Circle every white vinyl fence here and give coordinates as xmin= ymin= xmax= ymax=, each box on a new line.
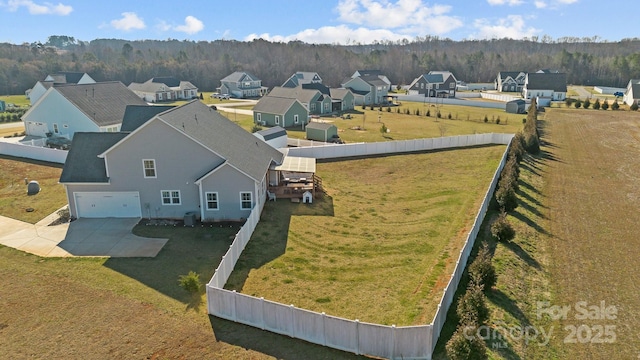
xmin=0 ymin=141 xmax=67 ymax=164
xmin=208 ymin=133 xmax=514 ymax=359
xmin=479 ymin=92 xmax=523 ymax=103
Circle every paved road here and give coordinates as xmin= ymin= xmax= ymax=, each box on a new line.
xmin=0 ymin=121 xmax=24 ymax=130
xmin=568 ymin=85 xmax=593 ymax=100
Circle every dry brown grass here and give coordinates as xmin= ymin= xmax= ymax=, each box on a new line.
xmin=541 ymin=108 xmax=640 ymax=358
xmin=0 ymin=156 xmax=66 ymax=223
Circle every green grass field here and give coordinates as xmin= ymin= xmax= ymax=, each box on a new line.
xmin=226 ymin=146 xmax=506 ymax=326
xmin=0 ymin=95 xmax=30 ymax=108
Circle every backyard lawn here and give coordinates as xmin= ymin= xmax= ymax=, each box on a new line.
xmin=226 ymin=145 xmax=506 ymax=326
xmin=0 ymin=156 xmax=66 ymax=223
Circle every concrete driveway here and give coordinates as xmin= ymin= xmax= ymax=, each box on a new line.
xmin=0 ymin=213 xmax=167 ymax=257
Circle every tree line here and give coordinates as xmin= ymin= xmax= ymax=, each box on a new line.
xmin=1 ymin=36 xmax=640 ymax=95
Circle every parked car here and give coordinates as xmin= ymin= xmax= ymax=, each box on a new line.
xmin=210 ymin=93 xmax=230 ymax=100
xmin=45 ymin=136 xmax=72 ymax=150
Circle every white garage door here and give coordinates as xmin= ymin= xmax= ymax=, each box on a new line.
xmin=74 ymin=192 xmax=142 ymax=218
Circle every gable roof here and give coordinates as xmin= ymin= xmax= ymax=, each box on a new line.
xmin=46 ymin=71 xmax=88 ymax=84
xmin=151 ymin=77 xmax=180 ymax=87
xmin=526 ymin=73 xmax=567 ymax=92
xmin=55 ymin=81 xmax=147 ymax=127
xmin=301 ymin=83 xmax=331 ymax=95
xmin=149 ymin=101 xmax=283 ymax=181
xmin=306 ymin=122 xmax=336 ymax=131
xmin=359 ymin=75 xmax=388 ymax=87
xmin=283 ymin=72 xmax=322 ymax=87
xmin=256 ymin=126 xmax=287 ymax=141
xmin=354 ymin=69 xmax=383 ymax=77
xmin=221 ymin=71 xmax=260 ymax=83
xmin=60 ymin=132 xmax=128 ymax=183
xmin=268 ymin=86 xmax=322 ymax=103
xmin=120 ymin=105 xmax=175 ymax=132
xmin=253 ymin=96 xmax=300 ymax=115
xmin=329 ymin=88 xmax=352 ymax=99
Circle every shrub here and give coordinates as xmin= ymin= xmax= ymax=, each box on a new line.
xmin=593 ymin=99 xmax=601 ymax=110
xmin=437 ymin=111 xmax=442 ymax=118
xmin=574 ymin=101 xmax=582 ymax=109
xmin=387 ymin=106 xmax=391 ymax=112
xmin=523 ymin=131 xmax=540 ymax=154
xmin=565 ymin=98 xmax=574 ymax=107
xmin=509 ymin=132 xmax=525 ymax=163
xmin=396 ymin=107 xmax=400 ymax=113
xmin=379 ymin=106 xmax=383 ymax=112
xmin=446 ymin=324 xmax=488 ymax=360
xmin=448 ymin=112 xmax=452 ymax=119
xmin=415 ymin=109 xmax=420 ymax=116
xmin=601 ymin=101 xmax=609 ymax=110
xmin=178 ymin=271 xmax=201 ymax=293
xmin=405 ymin=108 xmax=410 ymax=115
xmin=611 ymin=101 xmax=619 ymax=110
xmin=380 ymin=123 xmax=387 ymax=135
xmin=251 ymin=124 xmax=262 ymax=133
xmin=468 ymin=242 xmax=497 ymax=292
xmin=370 ymin=105 xmax=375 ymax=110
xmin=491 ymin=211 xmax=516 ymax=242
xmin=362 ymin=104 xmax=366 ymax=110
xmin=483 ymin=115 xmax=488 ymax=123
xmin=583 ymin=98 xmax=591 ymax=109
xmin=495 ymin=183 xmax=518 ymax=212
xmin=631 ymin=102 xmax=639 ymax=111
xmin=426 ymin=109 xmax=430 ymax=117
xmin=496 ymin=116 xmax=501 ymax=125
xmin=457 ymin=281 xmax=490 ymax=325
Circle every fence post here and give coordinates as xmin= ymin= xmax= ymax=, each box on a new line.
xmin=321 ymin=312 xmax=327 ymax=346
xmin=355 ymin=319 xmax=360 ymax=355
xmin=260 ymin=297 xmax=265 ymax=330
xmin=232 ymin=290 xmax=237 ymax=321
xmin=390 ymin=324 xmax=396 ymax=360
xmin=289 ymin=304 xmax=296 ymax=338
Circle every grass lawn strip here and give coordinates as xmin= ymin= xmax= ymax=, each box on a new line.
xmin=227 ymin=146 xmax=505 ymax=326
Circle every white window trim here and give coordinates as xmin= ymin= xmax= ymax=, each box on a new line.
xmin=257 ymin=113 xmax=261 ymax=122
xmin=161 ymin=190 xmax=181 ymax=205
xmin=206 ymin=192 xmax=219 ymax=211
xmin=294 ymin=114 xmax=299 ymax=124
xmin=275 ymin=115 xmax=280 ymax=125
xmin=143 ymin=159 xmax=157 ymax=178
xmin=240 ymin=192 xmax=252 ymax=210
xmin=53 ymin=123 xmax=59 ymax=134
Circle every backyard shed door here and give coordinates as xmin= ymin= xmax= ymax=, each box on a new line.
xmin=74 ymin=192 xmax=142 ymax=218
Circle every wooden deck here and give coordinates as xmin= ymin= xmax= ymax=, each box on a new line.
xmin=268 ymin=182 xmax=314 ymax=199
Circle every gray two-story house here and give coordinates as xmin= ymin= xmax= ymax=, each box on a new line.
xmin=218 ymin=71 xmax=268 ymax=99
xmin=60 ymin=100 xmax=284 ymax=221
xmin=408 ymin=71 xmax=457 ymax=98
xmin=268 ymin=86 xmax=331 ymax=115
xmin=342 ymin=71 xmax=390 ymax=105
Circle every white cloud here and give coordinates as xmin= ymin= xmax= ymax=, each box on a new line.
xmin=486 ymin=0 xmax=523 ymax=5
xmin=534 ymin=1 xmax=547 ymax=8
xmin=4 ymin=0 xmax=72 ymax=15
xmin=245 ymin=0 xmax=463 ymax=44
xmin=173 ymin=16 xmax=204 ymax=35
xmin=536 ymin=0 xmax=578 ymax=9
xmin=471 ymin=15 xmax=540 ymax=40
xmin=110 ymin=12 xmax=145 ymax=31
xmin=245 ymin=25 xmax=413 ymax=45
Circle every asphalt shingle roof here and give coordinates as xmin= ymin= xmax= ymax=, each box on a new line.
xmin=256 ymin=126 xmax=287 ymax=141
xmin=157 ymin=101 xmax=284 ymax=181
xmin=268 ymin=86 xmax=320 ymax=103
xmin=60 ymin=132 xmax=128 ymax=183
xmin=526 ymin=73 xmax=567 ymax=92
xmin=55 ymin=81 xmax=147 ymax=127
xmin=120 ymin=105 xmax=175 ymax=132
xmin=253 ymin=96 xmax=299 ymax=115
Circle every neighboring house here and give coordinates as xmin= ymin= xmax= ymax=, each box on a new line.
xmin=22 ymin=81 xmax=147 ymax=139
xmin=27 ymin=72 xmax=96 ymax=105
xmin=253 ymin=96 xmax=308 ymax=128
xmin=408 ymin=71 xmax=457 ymax=97
xmin=306 ymin=122 xmax=338 ymax=142
xmin=59 ymin=100 xmax=285 ymax=221
xmin=0 ymin=100 xmax=4 ymax=112
xmin=342 ymin=75 xmax=390 ymax=106
xmin=329 ymin=88 xmax=355 ymax=112
xmin=254 ymin=126 xmax=288 ymax=149
xmin=128 ymin=77 xmax=198 ymax=102
xmin=351 ymin=70 xmax=392 ymax=89
xmin=536 ymin=69 xmax=560 ymax=74
xmin=623 ymin=79 xmax=640 ymax=106
xmin=282 ymin=72 xmax=323 ymax=88
xmin=495 ymin=71 xmax=527 ymax=93
xmin=218 ymin=71 xmax=268 ymax=98
xmin=522 ymin=73 xmax=567 ymax=101
xmin=268 ymin=86 xmax=331 ymax=115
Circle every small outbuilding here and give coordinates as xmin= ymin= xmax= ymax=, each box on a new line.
xmin=505 ymin=99 xmax=526 ymax=114
xmin=254 ymin=126 xmax=288 ymax=149
xmin=0 ymin=100 xmax=5 ymax=112
xmin=306 ymin=122 xmax=338 ymax=142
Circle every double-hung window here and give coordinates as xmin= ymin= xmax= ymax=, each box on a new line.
xmin=161 ymin=190 xmax=181 ymax=205
xmin=240 ymin=192 xmax=252 ymax=210
xmin=206 ymin=192 xmax=219 ymax=210
xmin=143 ymin=159 xmax=156 ymax=178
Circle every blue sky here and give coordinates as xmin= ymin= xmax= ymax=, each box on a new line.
xmin=0 ymin=0 xmax=633 ymax=44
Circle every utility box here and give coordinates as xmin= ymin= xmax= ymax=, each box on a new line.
xmin=27 ymin=181 xmax=40 ymax=195
xmin=184 ymin=212 xmax=197 ymax=226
